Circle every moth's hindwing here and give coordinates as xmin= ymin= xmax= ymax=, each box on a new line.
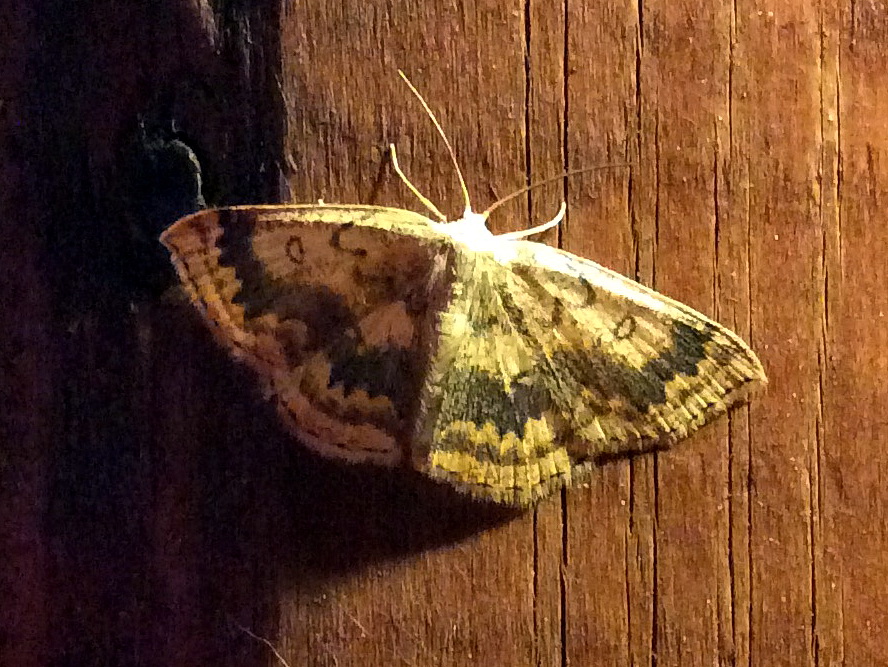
xmin=161 ymin=205 xmax=454 ymax=464
xmin=414 ymin=240 xmax=766 ymax=506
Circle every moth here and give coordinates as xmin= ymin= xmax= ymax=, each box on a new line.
xmin=161 ymin=74 xmax=766 ymax=506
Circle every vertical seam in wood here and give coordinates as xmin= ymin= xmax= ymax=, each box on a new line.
xmin=524 ymin=0 xmax=532 ymax=223
xmin=562 ymin=0 xmax=571 ymax=227
xmin=625 ymin=527 xmax=633 ymax=666
xmin=629 ymin=6 xmax=645 ymax=664
xmin=632 ymin=0 xmax=643 ymax=282
xmin=745 ymin=161 xmax=754 ymax=667
xmin=726 ymin=2 xmax=740 ymax=658
xmin=713 ymin=141 xmax=721 ymax=316
xmin=634 ymin=3 xmax=661 ymax=664
xmin=836 ymin=67 xmax=845 ymax=300
xmin=533 ymin=507 xmax=541 ymax=666
xmin=728 ymin=408 xmax=738 ymax=662
xmin=561 ymin=491 xmax=568 ymax=667
xmin=652 ymin=103 xmax=660 ymax=291
xmin=729 ymin=0 xmax=736 ymax=160
xmin=713 ymin=124 xmax=730 ymax=666
xmin=834 ymin=49 xmax=843 ymax=664
xmin=561 ymin=5 xmax=570 ymax=666
xmin=841 ymin=582 xmax=847 ymax=666
xmin=813 ymin=7 xmax=826 ymax=666
xmin=525 ymin=3 xmax=542 ymax=660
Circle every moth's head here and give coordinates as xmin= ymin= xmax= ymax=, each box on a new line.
xmin=430 ymin=208 xmax=496 ymax=249
xmin=393 ymin=71 xmax=563 ymax=251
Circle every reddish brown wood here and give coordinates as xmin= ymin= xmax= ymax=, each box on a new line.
xmin=2 ymin=1 xmax=888 ymax=666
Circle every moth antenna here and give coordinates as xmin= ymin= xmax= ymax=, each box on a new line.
xmin=389 ymin=143 xmax=447 ymax=221
xmin=482 ymin=163 xmax=631 ymax=218
xmin=497 ymin=202 xmax=566 ymax=240
xmin=397 ymin=69 xmax=474 ymax=216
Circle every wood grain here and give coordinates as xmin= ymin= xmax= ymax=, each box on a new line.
xmin=3 ymin=0 xmax=888 ymax=665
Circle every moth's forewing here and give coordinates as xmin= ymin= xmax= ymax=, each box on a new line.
xmin=161 ymin=205 xmax=454 ymax=464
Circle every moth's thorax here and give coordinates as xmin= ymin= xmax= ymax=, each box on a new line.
xmin=431 ymin=208 xmax=518 ymax=262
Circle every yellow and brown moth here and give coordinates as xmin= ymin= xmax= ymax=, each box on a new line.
xmin=161 ymin=78 xmax=766 ymax=507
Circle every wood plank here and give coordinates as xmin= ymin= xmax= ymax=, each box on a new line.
xmin=733 ymin=2 xmax=822 ymax=664
xmin=561 ymin=2 xmax=637 ymax=665
xmin=525 ymin=1 xmax=567 ymax=665
xmin=819 ymin=2 xmax=888 ymax=664
xmin=634 ymin=2 xmax=736 ymax=665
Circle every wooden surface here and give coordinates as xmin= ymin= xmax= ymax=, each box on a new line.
xmin=2 ymin=0 xmax=888 ymax=665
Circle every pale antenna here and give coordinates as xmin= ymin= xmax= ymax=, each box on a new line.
xmin=392 ymin=69 xmax=474 ymax=221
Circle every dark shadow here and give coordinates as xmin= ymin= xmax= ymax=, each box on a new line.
xmin=147 ymin=299 xmax=522 ymax=664
xmin=159 ymin=300 xmax=520 ymax=576
xmin=10 ymin=1 xmax=519 ymax=665
xmin=593 ymin=443 xmax=671 ymax=466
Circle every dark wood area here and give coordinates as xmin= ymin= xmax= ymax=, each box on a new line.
xmin=2 ymin=1 xmax=886 ymax=665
